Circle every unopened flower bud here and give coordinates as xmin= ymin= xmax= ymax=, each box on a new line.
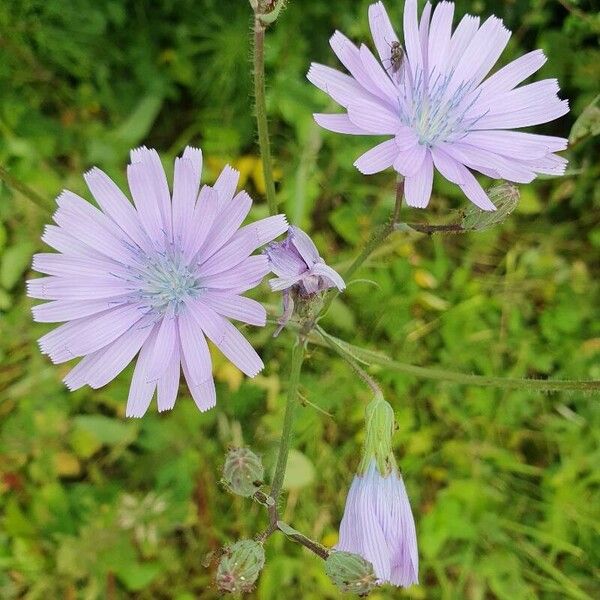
xmin=325 ymin=551 xmax=378 ymax=595
xmin=257 ymin=0 xmax=286 ymax=24
xmin=462 ymin=182 xmax=520 ymax=231
xmin=222 ymin=447 xmax=264 ymax=497
xmin=358 ymin=397 xmax=396 ymax=476
xmin=216 ymin=539 xmax=265 ymax=593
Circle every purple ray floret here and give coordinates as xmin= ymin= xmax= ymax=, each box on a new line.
xmin=308 ymin=0 xmax=569 ymax=211
xmin=337 ymin=460 xmax=419 ymax=588
xmin=265 ymin=226 xmax=345 ymax=295
xmin=265 ymin=226 xmax=344 ymax=335
xmin=28 ymin=146 xmax=288 ymax=417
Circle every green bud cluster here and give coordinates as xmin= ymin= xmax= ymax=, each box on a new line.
xmin=358 ymin=397 xmax=397 ymax=477
xmin=216 ymin=539 xmax=265 ymax=593
xmin=325 ymin=551 xmax=378 ymax=596
xmin=222 ymin=447 xmax=264 ymax=497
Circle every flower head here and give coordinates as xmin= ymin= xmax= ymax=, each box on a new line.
xmin=336 ymin=397 xmax=418 ymax=587
xmin=29 ymin=146 xmax=287 ymax=417
xmin=308 ymin=0 xmax=569 ymax=210
xmin=266 ymin=226 xmax=345 ymax=295
xmin=265 ymin=226 xmax=344 ymax=334
xmin=338 ymin=460 xmax=419 ymax=587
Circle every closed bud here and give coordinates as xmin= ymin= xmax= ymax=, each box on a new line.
xmin=222 ymin=447 xmax=264 ymax=497
xmin=216 ymin=540 xmax=265 ymax=593
xmin=325 ymin=551 xmax=378 ymax=596
xmin=358 ymin=397 xmax=396 ymax=476
xmin=462 ymin=182 xmax=520 ymax=231
xmin=257 ymin=0 xmax=286 ymax=24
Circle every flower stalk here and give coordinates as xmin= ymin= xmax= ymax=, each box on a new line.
xmin=270 ymin=336 xmax=306 ymax=501
xmin=252 ymin=17 xmax=278 ymax=216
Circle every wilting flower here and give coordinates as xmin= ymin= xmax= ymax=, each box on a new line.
xmin=266 ymin=226 xmax=344 ymax=295
xmin=265 ymin=226 xmax=344 ymax=334
xmin=336 ymin=398 xmax=418 ymax=587
xmin=308 ymin=0 xmax=569 ymax=210
xmin=29 ymin=146 xmax=287 ymax=416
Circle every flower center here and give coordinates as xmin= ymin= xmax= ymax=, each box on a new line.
xmin=398 ymin=69 xmax=485 ymax=147
xmin=135 ymin=250 xmax=201 ymax=313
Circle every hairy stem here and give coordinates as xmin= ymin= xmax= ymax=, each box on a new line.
xmin=270 ymin=338 xmax=306 ymax=501
xmin=253 ymin=19 xmax=278 ymax=216
xmin=276 ymin=521 xmax=330 ymax=560
xmin=397 ymin=222 xmax=466 ymax=235
xmin=0 ymin=165 xmax=53 ymax=212
xmin=314 ymin=328 xmax=600 ymax=394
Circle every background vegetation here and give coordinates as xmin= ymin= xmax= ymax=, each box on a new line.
xmin=0 ymin=0 xmax=599 ymax=598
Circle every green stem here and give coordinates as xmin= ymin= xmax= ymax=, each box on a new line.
xmin=277 ymin=521 xmax=330 ymax=560
xmin=317 ymin=325 xmax=382 ymax=400
xmin=321 ymin=177 xmax=404 ymax=316
xmin=253 ymin=19 xmax=278 ymax=216
xmin=345 ymin=176 xmax=404 ymax=282
xmin=270 ymin=338 xmax=306 ymax=501
xmin=314 ymin=328 xmax=600 ymax=394
xmin=0 ymin=165 xmax=53 ymax=212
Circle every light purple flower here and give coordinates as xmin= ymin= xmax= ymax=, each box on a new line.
xmin=337 ymin=460 xmax=419 ymax=588
xmin=266 ymin=226 xmax=345 ymax=295
xmin=308 ymin=0 xmax=569 ymax=210
xmin=28 ymin=146 xmax=288 ymax=417
xmin=265 ymin=226 xmax=344 ymax=334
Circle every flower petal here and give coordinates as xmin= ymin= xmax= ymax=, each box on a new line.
xmin=404 ymin=152 xmax=433 ymax=208
xmin=126 ymin=327 xmax=159 ymax=418
xmin=157 ymin=343 xmax=181 ymax=413
xmin=393 ymin=143 xmax=426 ymax=177
xmin=84 ymin=167 xmax=151 ymax=253
xmin=214 ymin=165 xmax=240 ymax=209
xmin=130 ymin=146 xmax=172 ymax=238
xmin=199 ymin=191 xmax=252 ymax=260
xmin=368 ymin=2 xmax=399 ymax=67
xmin=147 ymin=312 xmax=178 ymax=381
xmin=313 ymin=113 xmax=368 ymax=135
xmin=199 ymin=292 xmax=267 ymax=326
xmin=172 ymin=149 xmax=202 ymax=245
xmin=38 ymin=303 xmax=146 ymax=364
xmin=32 ymin=298 xmax=128 ymax=323
xmin=63 ymin=315 xmax=154 ymax=390
xmin=354 ymin=139 xmax=398 ymax=175
xmin=186 ymin=299 xmax=263 ymax=377
xmin=178 ymin=306 xmax=212 ymax=387
xmin=348 ymin=98 xmax=399 ymax=135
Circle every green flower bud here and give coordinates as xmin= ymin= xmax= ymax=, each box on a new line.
xmin=222 ymin=447 xmax=264 ymax=497
xmin=257 ymin=0 xmax=286 ymax=24
xmin=462 ymin=182 xmax=520 ymax=231
xmin=216 ymin=539 xmax=265 ymax=593
xmin=325 ymin=551 xmax=378 ymax=596
xmin=358 ymin=397 xmax=396 ymax=477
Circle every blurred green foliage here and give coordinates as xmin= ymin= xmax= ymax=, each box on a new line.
xmin=0 ymin=0 xmax=599 ymax=598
